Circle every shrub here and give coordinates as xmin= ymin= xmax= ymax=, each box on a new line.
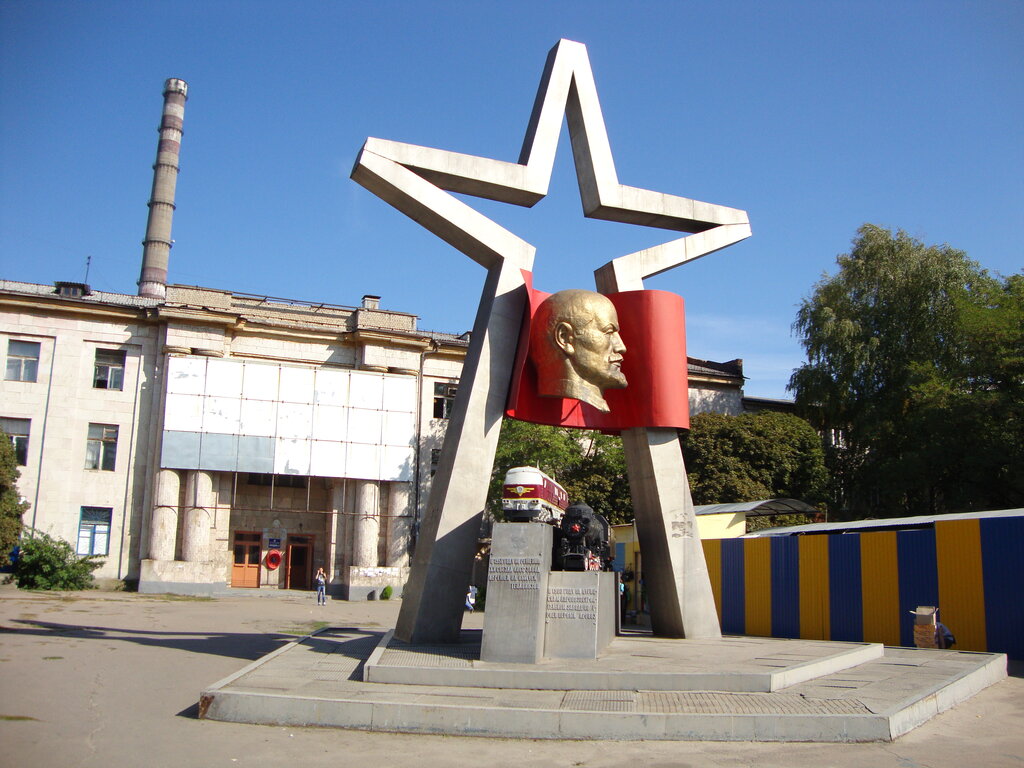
xmin=13 ymin=530 xmax=104 ymax=590
xmin=380 ymin=585 xmax=393 ymax=600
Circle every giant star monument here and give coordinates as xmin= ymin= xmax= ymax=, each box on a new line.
xmin=352 ymin=39 xmax=751 ymax=644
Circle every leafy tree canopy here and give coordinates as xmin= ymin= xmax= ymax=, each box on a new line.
xmin=681 ymin=411 xmax=829 ymax=512
xmin=490 ymin=411 xmax=829 ymax=528
xmin=0 ymin=432 xmax=28 ymax=566
xmin=789 ymin=224 xmax=1023 ymax=518
xmin=489 ymin=419 xmax=633 ymax=524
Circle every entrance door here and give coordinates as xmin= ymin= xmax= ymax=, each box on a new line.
xmin=231 ymin=532 xmax=261 ymax=588
xmin=286 ymin=536 xmax=312 ymax=590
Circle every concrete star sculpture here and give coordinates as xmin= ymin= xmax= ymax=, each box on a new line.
xmin=353 ymin=39 xmax=751 ymax=644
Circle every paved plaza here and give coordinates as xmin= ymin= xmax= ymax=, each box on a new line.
xmin=1 ymin=584 xmax=1021 ymax=767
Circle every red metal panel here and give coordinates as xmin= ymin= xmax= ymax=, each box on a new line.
xmin=506 ymin=274 xmax=689 ymax=431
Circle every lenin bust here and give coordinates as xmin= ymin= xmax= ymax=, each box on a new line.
xmin=529 ymin=289 xmax=627 ymax=413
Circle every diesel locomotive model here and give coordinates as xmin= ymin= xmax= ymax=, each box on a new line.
xmin=500 ymin=467 xmax=614 ymax=572
xmin=501 ymin=466 xmax=569 ymax=523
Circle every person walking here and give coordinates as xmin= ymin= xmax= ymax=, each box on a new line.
xmin=315 ymin=567 xmax=327 ymax=606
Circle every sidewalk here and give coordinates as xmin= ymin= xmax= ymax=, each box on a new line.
xmin=1 ymin=586 xmax=1021 ymax=767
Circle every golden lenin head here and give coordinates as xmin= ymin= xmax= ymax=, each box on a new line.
xmin=529 ymin=289 xmax=627 ymax=413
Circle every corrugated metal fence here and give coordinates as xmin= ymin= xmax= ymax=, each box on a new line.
xmin=702 ymin=516 xmax=1023 ymax=658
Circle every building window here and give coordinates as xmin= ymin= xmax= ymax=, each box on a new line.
xmin=77 ymin=507 xmax=112 ymax=556
xmin=246 ymin=473 xmax=307 ymax=489
xmin=85 ymin=423 xmax=118 ymax=471
xmin=0 ymin=417 xmax=30 ymax=466
xmin=5 ymin=340 xmax=40 ymax=382
xmin=93 ymin=349 xmax=126 ymax=390
xmin=430 ymin=448 xmax=441 ymax=477
xmin=433 ymin=382 xmax=457 ymax=419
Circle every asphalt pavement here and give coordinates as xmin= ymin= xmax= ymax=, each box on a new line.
xmin=1 ymin=583 xmax=1021 ymax=768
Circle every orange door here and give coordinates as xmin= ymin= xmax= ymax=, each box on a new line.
xmin=231 ymin=532 xmax=261 ymax=588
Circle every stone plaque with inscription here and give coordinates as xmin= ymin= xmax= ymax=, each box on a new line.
xmin=544 ymin=571 xmax=616 ymax=659
xmin=480 ymin=523 xmax=552 ymax=663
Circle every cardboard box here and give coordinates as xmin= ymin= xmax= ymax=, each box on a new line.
xmin=911 ymin=605 xmax=938 ymax=648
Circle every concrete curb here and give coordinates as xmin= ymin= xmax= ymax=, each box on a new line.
xmin=201 ymin=689 xmax=897 ymax=741
xmin=885 ymin=651 xmax=1008 ymax=739
xmin=199 ymin=628 xmax=329 ymax=718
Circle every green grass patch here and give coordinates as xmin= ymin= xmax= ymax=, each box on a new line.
xmin=42 ymin=656 xmax=63 ymax=660
xmin=278 ymin=620 xmax=330 ymax=636
xmin=0 ymin=715 xmax=40 ymax=721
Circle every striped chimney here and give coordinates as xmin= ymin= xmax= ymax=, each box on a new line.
xmin=138 ymin=78 xmax=188 ymax=299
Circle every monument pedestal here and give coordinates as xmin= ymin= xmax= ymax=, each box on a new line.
xmin=480 ymin=523 xmax=551 ymax=663
xmin=544 ymin=571 xmax=616 ymax=659
xmin=481 ymin=523 xmax=617 ymax=663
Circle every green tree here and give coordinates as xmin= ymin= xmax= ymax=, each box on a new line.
xmin=789 ymin=224 xmax=1023 ymax=518
xmin=0 ymin=432 xmax=28 ymax=566
xmin=903 ymin=273 xmax=1024 ymax=511
xmin=489 ymin=419 xmax=633 ymax=524
xmin=560 ymin=431 xmax=632 ymax=524
xmin=681 ymin=411 xmax=828 ymax=511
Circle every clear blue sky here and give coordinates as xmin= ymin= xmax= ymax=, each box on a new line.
xmin=1 ymin=1 xmax=1021 ymax=399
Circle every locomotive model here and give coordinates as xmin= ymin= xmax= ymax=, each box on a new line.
xmin=556 ymin=501 xmax=614 ymax=572
xmin=500 ymin=467 xmax=614 ymax=572
xmin=501 ymin=466 xmax=569 ymax=523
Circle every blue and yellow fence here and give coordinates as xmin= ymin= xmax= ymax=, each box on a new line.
xmin=702 ymin=515 xmax=1024 ymax=658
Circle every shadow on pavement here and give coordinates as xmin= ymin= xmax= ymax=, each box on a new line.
xmin=0 ymin=619 xmax=293 ymax=661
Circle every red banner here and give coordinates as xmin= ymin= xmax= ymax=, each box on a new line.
xmin=505 ymin=275 xmax=690 ymax=432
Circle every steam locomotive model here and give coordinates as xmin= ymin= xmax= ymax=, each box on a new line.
xmin=500 ymin=467 xmax=614 ymax=572
xmin=556 ymin=501 xmax=614 ymax=572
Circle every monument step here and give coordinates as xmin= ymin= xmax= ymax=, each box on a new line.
xmin=364 ymin=629 xmax=884 ymax=692
xmin=199 ymin=626 xmax=1007 ymax=742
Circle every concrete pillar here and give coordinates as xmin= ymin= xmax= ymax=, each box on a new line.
xmin=394 ymin=260 xmax=529 ymax=643
xmin=621 ymin=427 xmax=722 ymax=639
xmin=353 ymin=480 xmax=380 ymax=567
xmin=386 ymin=482 xmax=413 ymax=567
xmin=181 ymin=470 xmax=213 ymax=562
xmin=327 ymin=481 xmax=346 ymax=581
xmin=148 ymin=468 xmax=180 ymax=561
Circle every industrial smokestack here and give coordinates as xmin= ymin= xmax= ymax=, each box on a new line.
xmin=138 ymin=78 xmax=188 ymax=299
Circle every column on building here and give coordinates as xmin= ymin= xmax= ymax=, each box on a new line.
xmin=327 ymin=480 xmax=346 ymax=582
xmin=386 ymin=481 xmax=413 ymax=568
xmin=353 ymin=479 xmax=380 ymax=567
xmin=148 ymin=468 xmax=180 ymax=561
xmin=181 ymin=470 xmax=213 ymax=562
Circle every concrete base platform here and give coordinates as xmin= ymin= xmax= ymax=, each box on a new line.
xmin=199 ymin=626 xmax=1007 ymax=742
xmin=366 ymin=629 xmax=883 ymax=691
